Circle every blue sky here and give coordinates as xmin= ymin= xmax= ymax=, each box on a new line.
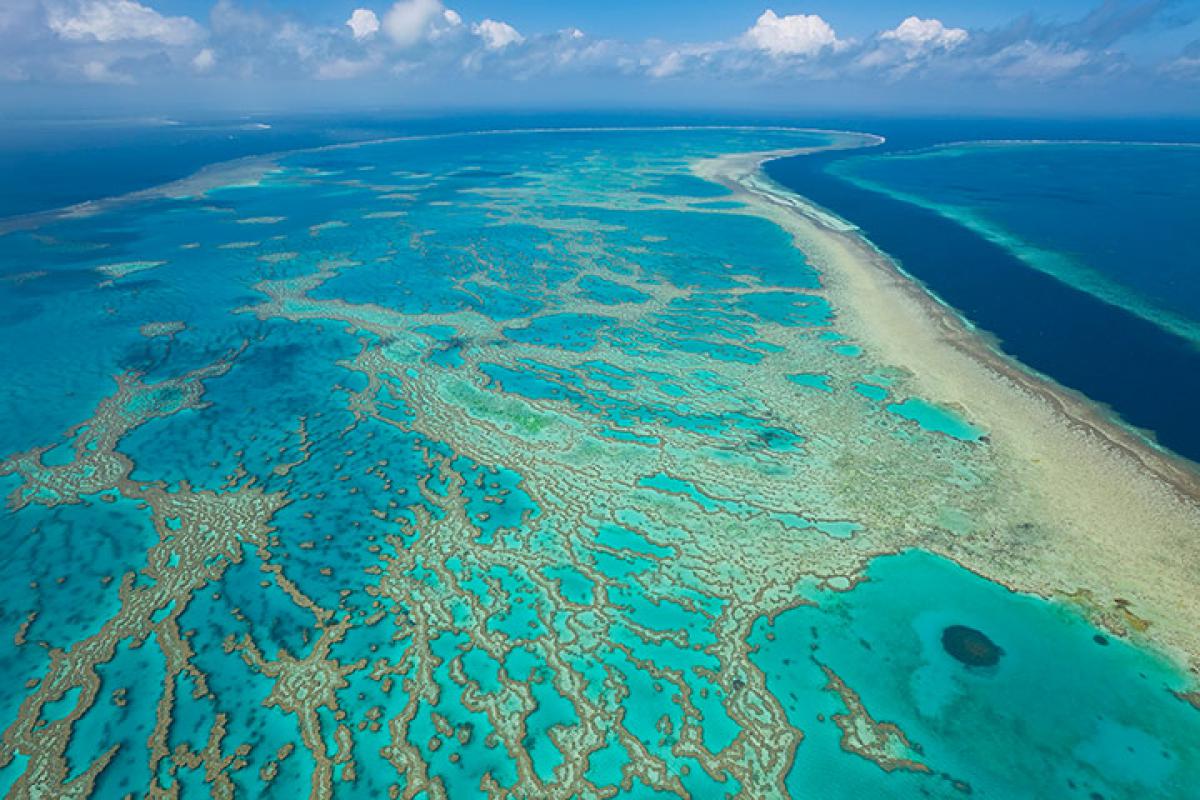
xmin=148 ymin=1 xmax=1108 ymax=36
xmin=141 ymin=0 xmax=1166 ymax=40
xmin=2 ymin=1 xmax=1198 ymax=114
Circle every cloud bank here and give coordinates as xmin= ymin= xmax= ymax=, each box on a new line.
xmin=0 ymin=0 xmax=1195 ymax=104
xmin=46 ymin=0 xmax=202 ymax=46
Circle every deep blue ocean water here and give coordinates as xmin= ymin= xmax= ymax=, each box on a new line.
xmin=831 ymin=142 xmax=1200 ymax=338
xmin=0 ymin=111 xmax=852 ymax=221
xmin=767 ymin=118 xmax=1200 ymax=462
xmin=0 ymin=113 xmax=678 ymax=219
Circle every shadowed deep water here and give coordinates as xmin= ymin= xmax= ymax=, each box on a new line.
xmin=768 ymin=134 xmax=1200 ymax=462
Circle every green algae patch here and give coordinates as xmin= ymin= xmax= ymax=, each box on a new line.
xmin=444 ymin=379 xmax=561 ymax=437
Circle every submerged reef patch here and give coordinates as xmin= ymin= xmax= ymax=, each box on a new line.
xmin=941 ymin=624 xmax=1004 ymax=667
xmin=0 ymin=127 xmax=1197 ymax=799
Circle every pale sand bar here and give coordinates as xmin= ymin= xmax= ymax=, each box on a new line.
xmin=697 ymin=146 xmax=1200 ymax=676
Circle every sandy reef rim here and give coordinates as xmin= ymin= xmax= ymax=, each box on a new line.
xmin=715 ymin=146 xmax=1200 ymax=494
xmin=695 ymin=145 xmax=1200 ymax=673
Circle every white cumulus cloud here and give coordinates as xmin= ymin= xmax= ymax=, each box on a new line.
xmin=382 ymin=0 xmax=446 ymax=47
xmin=472 ymin=19 xmax=523 ymax=50
xmin=880 ymin=17 xmax=968 ymax=55
xmin=742 ymin=9 xmax=840 ymax=58
xmin=48 ymin=0 xmax=202 ymax=46
xmin=346 ymin=9 xmax=380 ymax=40
xmin=192 ymin=47 xmax=216 ymax=72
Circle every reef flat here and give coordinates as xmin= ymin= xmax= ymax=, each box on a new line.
xmin=0 ymin=127 xmax=1197 ymax=799
xmin=703 ymin=146 xmax=1200 ymax=664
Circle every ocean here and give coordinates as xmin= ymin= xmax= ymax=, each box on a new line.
xmin=0 ymin=117 xmax=1197 ymax=798
xmin=766 ymin=118 xmax=1200 ymax=461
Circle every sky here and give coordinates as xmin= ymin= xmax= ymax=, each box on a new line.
xmin=1 ymin=0 xmax=1199 ymax=115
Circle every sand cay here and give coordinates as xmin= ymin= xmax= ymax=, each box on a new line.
xmin=697 ymin=144 xmax=1200 ymax=674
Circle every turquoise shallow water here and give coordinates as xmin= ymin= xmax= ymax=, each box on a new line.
xmin=0 ymin=127 xmax=1197 ymax=798
xmin=753 ymin=551 xmax=1200 ymax=799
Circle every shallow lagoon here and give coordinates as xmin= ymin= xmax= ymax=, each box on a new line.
xmin=754 ymin=550 xmax=1200 ymax=799
xmin=0 ymin=127 xmax=1196 ymax=798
